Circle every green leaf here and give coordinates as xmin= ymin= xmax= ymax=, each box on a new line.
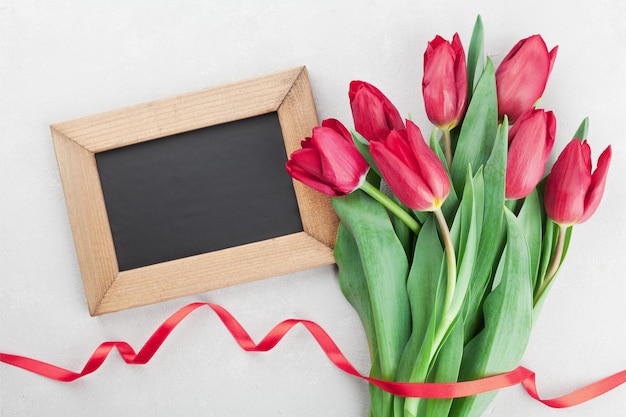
xmin=461 ymin=118 xmax=508 ymax=341
xmin=352 ymin=130 xmax=381 ymax=179
xmin=334 ymin=223 xmax=377 ymax=355
xmin=573 ymin=117 xmax=589 ymax=140
xmin=368 ymin=356 xmax=386 ymax=417
xmin=517 ymin=189 xmax=543 ymax=289
xmin=428 ymin=130 xmax=460 ymax=223
xmin=450 ymin=58 xmax=498 ymax=195
xmin=394 ymin=216 xmax=444 ymax=417
xmin=391 ymin=194 xmax=415 ymax=260
xmin=466 ymin=15 xmax=485 ymax=100
xmin=421 ymin=319 xmax=464 ymax=417
xmin=352 ymin=130 xmax=414 ymax=258
xmin=332 ymin=192 xmax=411 ymax=380
xmin=562 ymin=226 xmax=573 ymax=265
xmin=335 ymin=223 xmax=390 ymax=417
xmin=536 ymin=218 xmax=556 ymax=288
xmin=447 ymin=167 xmax=483 ymax=321
xmin=395 ymin=216 xmax=443 ymax=377
xmin=450 ymin=208 xmax=533 ymax=417
xmin=334 ymin=192 xmax=411 ymax=417
xmin=398 ymin=297 xmax=467 ymax=416
xmin=429 ymin=166 xmax=482 ymax=365
xmin=401 ymin=275 xmax=447 ymax=417
xmin=405 ymin=217 xmax=443 ymax=344
xmin=398 ymin=321 xmax=465 ymax=417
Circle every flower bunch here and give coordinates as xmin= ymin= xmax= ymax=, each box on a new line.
xmin=286 ymin=16 xmax=611 ymax=417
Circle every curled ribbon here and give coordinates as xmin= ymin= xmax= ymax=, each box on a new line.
xmin=1 ymin=302 xmax=624 ymax=407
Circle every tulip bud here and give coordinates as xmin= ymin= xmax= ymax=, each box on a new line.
xmin=505 ymin=109 xmax=556 ymax=199
xmin=348 ymin=81 xmax=405 ymax=142
xmin=495 ymin=35 xmax=558 ymax=123
xmin=286 ymin=118 xmax=369 ymax=197
xmin=422 ymin=33 xmax=468 ymax=131
xmin=544 ymin=139 xmax=611 ymax=226
xmin=369 ymin=120 xmax=450 ymax=211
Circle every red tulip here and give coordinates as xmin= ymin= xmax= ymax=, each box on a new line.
xmin=423 ymin=33 xmax=467 ymax=131
xmin=505 ymin=109 xmax=556 ymax=199
xmin=495 ymin=35 xmax=558 ymax=123
xmin=544 ymin=139 xmax=611 ymax=226
xmin=348 ymin=81 xmax=404 ymax=142
xmin=369 ymin=120 xmax=450 ymax=211
xmin=286 ymin=118 xmax=369 ymax=197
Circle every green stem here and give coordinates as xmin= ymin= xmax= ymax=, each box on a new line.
xmin=359 ymin=181 xmax=421 ymax=234
xmin=403 ymin=208 xmax=457 ymax=417
xmin=533 ymin=225 xmax=566 ymax=306
xmin=442 ymin=129 xmax=453 ymax=168
xmin=435 ymin=208 xmax=457 ymax=315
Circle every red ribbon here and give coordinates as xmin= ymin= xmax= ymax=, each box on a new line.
xmin=1 ymin=302 xmax=624 ymax=407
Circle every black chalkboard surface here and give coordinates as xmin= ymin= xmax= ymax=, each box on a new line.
xmin=96 ymin=112 xmax=303 ymax=271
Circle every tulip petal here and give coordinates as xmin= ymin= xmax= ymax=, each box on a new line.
xmin=543 ymin=112 xmax=557 ymax=162
xmin=495 ymin=35 xmax=554 ymax=123
xmin=424 ymin=52 xmax=457 ymax=125
xmin=349 ymin=81 xmax=404 ymax=142
xmin=371 ymin=141 xmax=437 ymax=211
xmin=300 ymin=136 xmax=314 ymax=149
xmin=547 ymin=46 xmax=559 ymax=77
xmin=544 ymin=139 xmax=592 ymax=225
xmin=406 ymin=121 xmax=450 ymax=202
xmin=383 ymin=129 xmax=416 ymax=168
xmin=423 ymin=33 xmax=467 ymax=130
xmin=286 ymin=120 xmax=369 ymax=197
xmin=286 ymin=148 xmax=338 ymax=196
xmin=316 ymin=128 xmax=368 ymax=191
xmin=370 ymin=121 xmax=450 ymax=211
xmin=313 ymin=127 xmax=368 ymax=193
xmin=505 ymin=109 xmax=555 ymax=199
xmin=322 ymin=118 xmax=352 ymax=142
xmin=579 ymin=145 xmax=612 ymax=223
xmin=580 ymin=139 xmax=592 ymax=173
xmin=452 ymin=33 xmax=468 ymax=116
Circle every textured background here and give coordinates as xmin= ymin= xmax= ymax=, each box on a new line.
xmin=1 ymin=0 xmax=625 ymax=416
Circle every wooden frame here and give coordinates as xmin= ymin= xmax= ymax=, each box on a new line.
xmin=51 ymin=67 xmax=338 ymax=316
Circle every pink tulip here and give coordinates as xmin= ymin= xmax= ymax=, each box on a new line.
xmin=369 ymin=120 xmax=450 ymax=211
xmin=544 ymin=139 xmax=612 ymax=226
xmin=495 ymin=35 xmax=558 ymax=123
xmin=286 ymin=118 xmax=369 ymax=197
xmin=348 ymin=81 xmax=405 ymax=142
xmin=422 ymin=33 xmax=467 ymax=130
xmin=506 ymin=109 xmax=556 ymax=199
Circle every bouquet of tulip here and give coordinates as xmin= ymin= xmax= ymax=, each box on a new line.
xmin=286 ymin=17 xmax=611 ymax=417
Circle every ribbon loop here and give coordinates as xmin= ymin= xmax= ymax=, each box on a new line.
xmin=1 ymin=302 xmax=624 ymax=407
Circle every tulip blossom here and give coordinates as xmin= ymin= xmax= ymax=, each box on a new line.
xmin=369 ymin=120 xmax=450 ymax=211
xmin=348 ymin=81 xmax=404 ymax=142
xmin=544 ymin=139 xmax=612 ymax=226
xmin=495 ymin=35 xmax=558 ymax=123
xmin=286 ymin=118 xmax=369 ymax=197
xmin=422 ymin=33 xmax=467 ymax=131
xmin=505 ymin=109 xmax=556 ymax=199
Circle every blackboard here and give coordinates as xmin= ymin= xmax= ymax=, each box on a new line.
xmin=51 ymin=67 xmax=338 ymax=315
xmin=96 ymin=113 xmax=303 ymax=271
